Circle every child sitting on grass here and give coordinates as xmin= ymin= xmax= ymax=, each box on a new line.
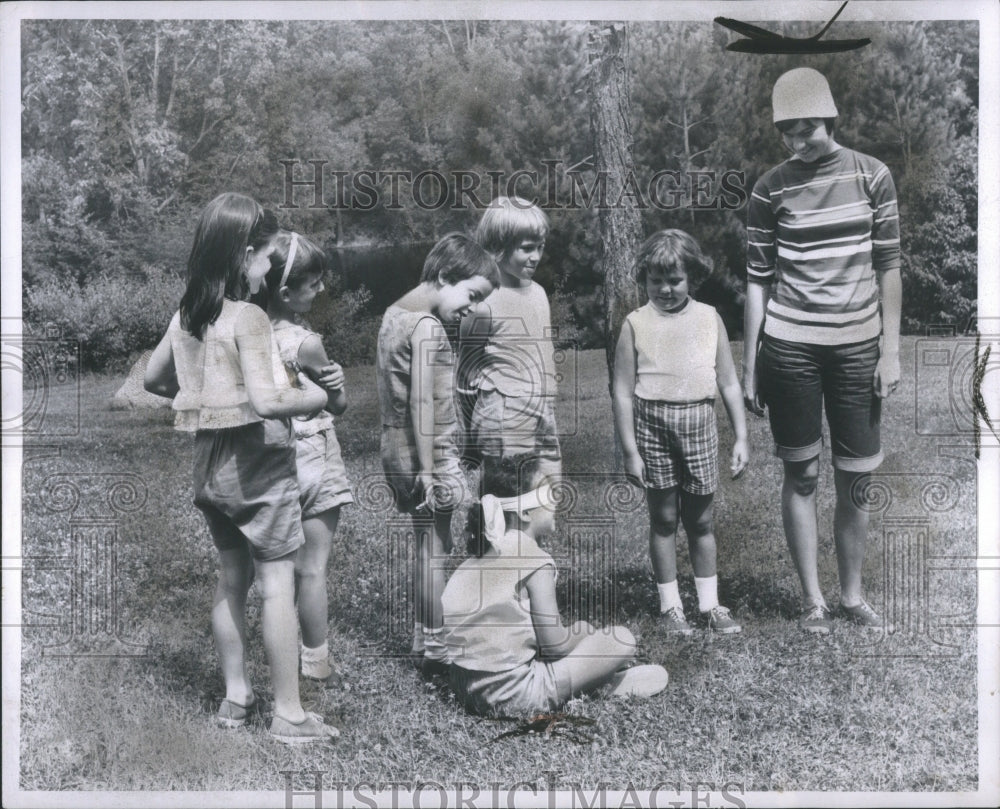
xmin=442 ymin=455 xmax=668 ymax=716
xmin=612 ymin=229 xmax=749 ymax=636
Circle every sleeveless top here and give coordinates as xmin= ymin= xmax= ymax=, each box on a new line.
xmin=271 ymin=319 xmax=335 ymax=438
xmin=169 ymin=299 xmax=287 ymax=432
xmin=626 ymin=299 xmax=718 ymax=402
xmin=376 ymin=304 xmax=458 ymax=439
xmin=442 ymin=530 xmax=555 ymax=672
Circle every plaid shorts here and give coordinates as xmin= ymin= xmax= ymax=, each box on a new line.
xmin=633 ymin=397 xmax=718 ymax=494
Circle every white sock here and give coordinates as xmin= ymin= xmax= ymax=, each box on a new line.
xmin=411 ymin=623 xmax=425 ymax=654
xmin=657 ymin=580 xmax=683 ymax=613
xmin=300 ymin=641 xmax=332 ymax=678
xmin=695 ymin=575 xmax=719 ymax=612
xmin=422 ymin=627 xmax=448 ymax=662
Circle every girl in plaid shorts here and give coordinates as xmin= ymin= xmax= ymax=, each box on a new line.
xmin=613 ymin=230 xmax=749 ymax=635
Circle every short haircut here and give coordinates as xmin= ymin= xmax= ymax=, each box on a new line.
xmin=635 ymin=229 xmax=714 ymax=292
xmin=475 ymin=196 xmax=549 ymax=259
xmin=420 ymin=232 xmax=500 ymax=287
xmin=775 ymin=117 xmax=836 ymax=136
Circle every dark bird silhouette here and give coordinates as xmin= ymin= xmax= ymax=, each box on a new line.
xmin=715 ymin=1 xmax=871 ymax=54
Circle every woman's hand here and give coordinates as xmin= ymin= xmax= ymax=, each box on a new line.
xmin=742 ymin=368 xmax=765 ymax=416
xmin=731 ymin=438 xmax=750 ymax=479
xmin=874 ymin=351 xmax=901 ymax=398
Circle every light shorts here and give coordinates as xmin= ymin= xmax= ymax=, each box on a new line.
xmin=380 ymin=425 xmax=467 ymax=514
xmin=633 ymin=397 xmax=719 ymax=494
xmin=469 ymin=389 xmax=561 ymax=479
xmin=758 ymin=334 xmax=883 ymax=472
xmin=295 ymin=428 xmax=354 ymax=519
xmin=192 ymin=419 xmax=305 ymax=561
xmin=449 ymin=658 xmax=573 ymax=717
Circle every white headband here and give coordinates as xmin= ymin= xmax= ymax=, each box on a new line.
xmin=481 ymin=484 xmax=557 ymax=549
xmin=279 ymin=232 xmax=299 ymax=288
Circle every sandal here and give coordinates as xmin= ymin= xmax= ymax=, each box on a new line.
xmin=269 ymin=712 xmax=340 ymax=744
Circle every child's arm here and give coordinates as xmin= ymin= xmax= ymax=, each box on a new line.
xmin=297 ymin=334 xmax=347 ymax=416
xmin=144 ymin=331 xmax=179 ymax=399
xmin=523 ymin=565 xmax=579 ymax=659
xmin=611 ymin=320 xmax=645 ymax=486
xmin=716 ymin=313 xmax=750 ymax=479
xmin=409 ymin=316 xmax=439 ymax=501
xmin=234 ymin=305 xmax=327 ymax=418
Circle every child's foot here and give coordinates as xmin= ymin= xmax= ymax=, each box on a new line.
xmin=269 ymin=712 xmax=340 ymax=744
xmin=216 ymin=697 xmax=259 ymax=729
xmin=839 ymin=598 xmax=885 ymax=629
xmin=660 ymin=606 xmax=694 ymax=636
xmin=419 ymin=656 xmax=451 ymax=680
xmin=702 ymin=605 xmax=742 ymax=634
xmin=609 ymin=664 xmax=669 ymax=698
xmin=798 ymin=602 xmax=833 ymax=635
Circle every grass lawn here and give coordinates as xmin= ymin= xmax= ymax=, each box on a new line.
xmin=15 ymin=338 xmax=980 ymax=796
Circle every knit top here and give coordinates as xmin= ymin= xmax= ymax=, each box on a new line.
xmin=747 ymin=147 xmax=900 ymax=346
xmin=442 ymin=530 xmax=556 ymax=672
xmin=169 ymin=300 xmax=287 ymax=432
xmin=626 ymin=299 xmax=718 ymax=402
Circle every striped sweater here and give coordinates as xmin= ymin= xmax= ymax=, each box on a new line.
xmin=747 ymin=147 xmax=900 ymax=346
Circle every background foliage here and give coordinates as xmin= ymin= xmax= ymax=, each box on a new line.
xmin=21 ymin=19 xmax=979 ymax=369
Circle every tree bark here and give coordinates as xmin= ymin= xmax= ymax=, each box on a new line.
xmin=587 ymin=22 xmax=642 ymax=396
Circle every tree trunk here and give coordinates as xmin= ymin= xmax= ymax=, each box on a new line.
xmin=587 ymin=22 xmax=642 ymax=396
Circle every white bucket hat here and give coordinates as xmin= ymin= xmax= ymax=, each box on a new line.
xmin=772 ymin=67 xmax=839 ymax=123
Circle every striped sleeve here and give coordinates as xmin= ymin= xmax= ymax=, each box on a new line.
xmin=869 ymin=161 xmax=901 ymax=273
xmin=746 ymin=175 xmax=777 ymax=284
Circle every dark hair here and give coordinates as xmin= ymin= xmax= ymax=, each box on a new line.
xmin=420 ymin=232 xmax=500 ymax=287
xmin=179 ymin=193 xmax=279 ymax=339
xmin=475 ymin=196 xmax=550 ymax=260
xmin=261 ymin=231 xmax=328 ymax=299
xmin=635 ymin=229 xmax=714 ymax=292
xmin=775 ymin=117 xmax=836 ymax=136
xmin=465 ymin=454 xmax=541 ymax=557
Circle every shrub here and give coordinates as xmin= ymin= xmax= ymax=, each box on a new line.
xmin=24 ymin=269 xmax=184 ymax=372
xmin=306 ymin=277 xmax=381 ymax=367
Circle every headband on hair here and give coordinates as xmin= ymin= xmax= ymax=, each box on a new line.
xmin=480 ymin=484 xmax=557 ymax=551
xmin=279 ymin=232 xmax=299 ymax=288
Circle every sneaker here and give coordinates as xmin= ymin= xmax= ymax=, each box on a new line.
xmin=840 ymin=599 xmax=884 ymax=629
xmin=269 ymin=712 xmax=340 ymax=744
xmin=660 ymin=606 xmax=694 ymax=636
xmin=216 ymin=697 xmax=258 ymax=729
xmin=703 ymin=605 xmax=742 ymax=634
xmin=420 ymin=656 xmax=450 ymax=679
xmin=798 ymin=602 xmax=833 ymax=635
xmin=610 ymin=664 xmax=669 ymax=698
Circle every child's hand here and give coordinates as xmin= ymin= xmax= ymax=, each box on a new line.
xmin=624 ymin=454 xmax=646 ymax=488
xmin=316 ymin=362 xmax=345 ymax=392
xmin=731 ymin=438 xmax=750 ymax=479
xmin=412 ymin=471 xmax=435 ymax=513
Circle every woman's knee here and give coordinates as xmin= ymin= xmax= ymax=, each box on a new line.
xmin=784 ymin=459 xmax=820 ymax=496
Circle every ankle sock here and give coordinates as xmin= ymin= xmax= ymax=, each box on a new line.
xmin=300 ymin=641 xmax=333 ymax=679
xmin=657 ymin=580 xmax=683 ymax=613
xmin=694 ymin=575 xmax=719 ymax=613
xmin=411 ymin=622 xmax=425 ymax=654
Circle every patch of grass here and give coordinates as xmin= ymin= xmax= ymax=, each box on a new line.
xmin=17 ymin=339 xmax=979 ymax=793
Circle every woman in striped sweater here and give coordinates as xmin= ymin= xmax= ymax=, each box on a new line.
xmin=742 ymin=68 xmax=903 ymax=634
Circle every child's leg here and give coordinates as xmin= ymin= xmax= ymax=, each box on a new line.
xmin=212 ymin=542 xmax=255 ymax=708
xmin=412 ymin=510 xmax=452 ymax=658
xmin=679 ymin=492 xmax=718 ymax=580
xmin=296 ymin=507 xmax=339 ymax=650
xmin=550 ymin=624 xmax=637 ymax=699
xmin=254 ymin=551 xmax=307 ymax=723
xmin=647 ymin=486 xmax=680 ymax=586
